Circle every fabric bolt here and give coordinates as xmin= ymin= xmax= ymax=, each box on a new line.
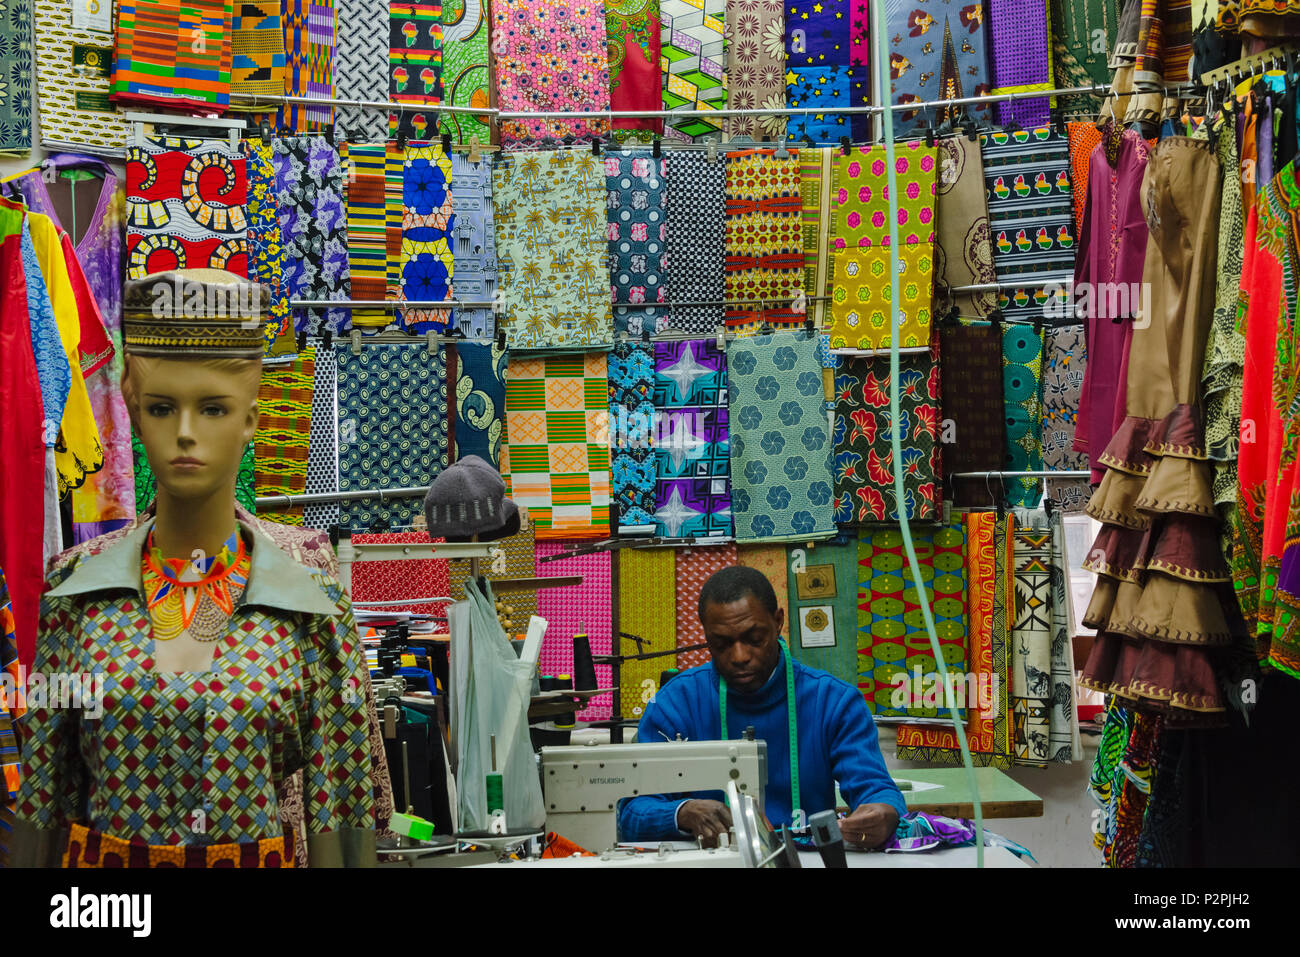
xmin=132 ymin=434 xmax=257 ymax=516
xmin=726 ymin=0 xmax=785 ymax=139
xmin=344 ymin=142 xmax=389 ymax=328
xmin=335 ymin=343 xmax=450 ymax=530
xmin=857 ymin=523 xmax=969 ymax=720
xmin=828 ymin=141 xmax=939 ymax=351
xmin=333 ymin=0 xmax=389 ymax=141
xmin=448 ymin=155 xmax=497 ymax=338
xmin=33 ymin=0 xmax=126 ymax=151
xmin=606 ymin=150 xmax=670 ymax=336
xmin=783 ymin=0 xmax=870 ymax=142
xmin=784 ymin=65 xmax=870 ymax=147
xmin=280 ymin=0 xmax=334 ymax=130
xmin=230 ymin=0 xmax=285 ymax=102
xmin=400 ymin=143 xmax=455 ymax=332
xmin=884 ymin=0 xmax=993 ymax=132
xmin=652 ymin=339 xmax=733 ymax=539
xmin=439 ymin=0 xmax=490 ymax=142
xmin=675 ymin=544 xmax=738 ymax=669
xmin=724 ymin=149 xmax=804 ymax=328
xmin=125 ymin=137 xmax=248 ymax=280
xmin=665 ymin=151 xmax=726 ymax=333
xmin=273 ymin=136 xmax=350 ymax=336
xmin=351 ymin=531 xmax=450 ymax=617
xmin=1010 ymin=522 xmax=1053 ymax=765
xmin=608 ymin=340 xmax=658 ymax=532
xmin=985 ymin=0 xmax=1053 ymax=128
xmin=303 ymin=346 xmax=341 ymax=530
xmin=934 ymin=136 xmax=997 ymax=320
xmin=660 ymin=0 xmax=726 ymax=141
xmin=501 ymin=353 xmax=610 ymax=540
xmin=1041 ymin=324 xmax=1091 ymax=512
xmin=833 ymin=349 xmax=941 ymax=524
xmin=1048 ymin=511 xmax=1083 ymax=761
xmin=493 ymin=149 xmax=612 ymax=350
xmin=799 ymin=148 xmax=834 ymax=327
xmin=535 ymin=543 xmax=613 ymax=720
xmin=494 ymin=0 xmax=610 ymax=143
xmin=0 ymin=0 xmax=33 ymax=152
xmin=607 ymin=0 xmax=662 ymax=135
xmin=726 ymin=332 xmax=835 ymax=544
xmin=1002 ymin=324 xmax=1045 ymax=508
xmin=617 ymin=548 xmax=676 ymax=715
xmin=255 ymin=349 xmax=315 ymax=526
xmin=785 ymin=541 xmax=858 ymax=685
xmin=243 ymin=141 xmax=292 ymax=356
xmin=111 ymin=0 xmax=234 ymax=110
xmin=453 ymin=340 xmax=506 ymax=468
xmin=389 ymin=0 xmax=443 ymax=141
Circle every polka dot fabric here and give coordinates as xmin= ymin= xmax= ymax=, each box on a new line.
xmin=535 ymin=541 xmax=613 ymax=721
xmin=675 ymin=543 xmax=738 ymax=669
xmin=303 ymin=347 xmax=340 ymax=530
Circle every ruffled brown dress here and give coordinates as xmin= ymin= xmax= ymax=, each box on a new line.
xmin=1079 ymin=136 xmax=1233 ymax=724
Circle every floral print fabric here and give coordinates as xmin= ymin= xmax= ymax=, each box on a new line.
xmin=243 ymin=141 xmax=292 ymax=356
xmin=0 ymin=0 xmax=33 ymax=151
xmin=606 ymin=149 xmax=670 ymax=336
xmin=439 ymin=0 xmax=491 ymax=142
xmin=273 ymin=137 xmax=350 ymax=335
xmin=726 ymin=0 xmax=785 ymax=139
xmin=400 ymin=143 xmax=455 ymax=332
xmin=608 ymin=340 xmax=657 ymax=532
xmin=607 ymin=0 xmax=661 ymax=135
xmin=724 ymin=149 xmax=804 ymax=328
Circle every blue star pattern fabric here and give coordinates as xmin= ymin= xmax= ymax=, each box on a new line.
xmin=609 ymin=340 xmax=658 ymax=532
xmin=785 ymin=65 xmax=867 ymax=145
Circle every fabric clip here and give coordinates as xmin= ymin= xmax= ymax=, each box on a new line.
xmin=707 ymin=141 xmax=717 ymax=163
xmin=442 ymin=133 xmax=452 ymax=154
xmin=653 ymin=139 xmax=662 ymax=158
xmin=396 ymin=130 xmax=408 ymax=151
xmin=925 ymin=126 xmax=935 ymax=148
xmin=260 ymin=120 xmax=272 ymax=146
xmin=716 ymin=325 xmax=727 ymax=351
xmin=497 ymin=328 xmax=507 ymax=350
xmin=641 ymin=325 xmax=652 ymax=343
xmin=296 ymin=330 xmax=308 ymax=353
xmin=427 ymin=329 xmax=438 ymax=355
xmin=840 ymin=136 xmax=851 ymax=156
xmin=322 ymin=330 xmax=333 ymax=350
xmin=324 ymin=125 xmax=335 ymax=147
xmin=592 ymin=137 xmax=601 ymax=155
xmin=351 ymin=328 xmax=363 ymax=355
xmin=468 ymin=136 xmax=482 ymax=164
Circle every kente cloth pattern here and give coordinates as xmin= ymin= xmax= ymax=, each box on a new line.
xmin=453 ymin=340 xmax=506 ymax=468
xmin=388 ymin=0 xmax=443 ymax=141
xmin=111 ymin=0 xmax=234 ymax=110
xmin=895 ymin=512 xmax=1014 ymax=768
xmin=243 ymin=141 xmax=292 ymax=356
xmin=0 ymin=0 xmax=33 ymax=151
xmin=727 ymin=332 xmax=835 ymax=543
xmin=784 ymin=65 xmax=870 ymax=146
xmin=1050 ymin=0 xmax=1115 ymax=115
xmin=783 ymin=0 xmax=870 ymax=143
xmin=606 ymin=150 xmax=670 ymax=337
xmin=335 ymin=343 xmax=450 ymax=530
xmin=33 ymin=0 xmax=126 ymax=151
xmin=986 ymin=0 xmax=1054 ymax=128
xmin=856 ymin=524 xmax=969 ymax=720
xmin=607 ymin=0 xmax=662 ymax=135
xmin=616 ymin=548 xmax=676 ymax=716
xmin=652 ymin=339 xmax=733 ymax=539
xmin=940 ymin=321 xmax=1008 ymax=508
xmin=665 ymin=151 xmax=727 ymax=333
xmin=723 ymin=149 xmax=803 ymax=328
xmin=344 ymin=142 xmax=390 ymax=328
xmin=334 ymin=0 xmax=389 ymax=141
xmin=828 ymin=141 xmax=939 ymax=351
xmin=535 ymin=542 xmax=614 ymax=721
xmin=675 ymin=544 xmax=738 ymax=669
xmin=785 ymin=541 xmax=858 ymax=685
xmin=399 ymin=144 xmax=455 ymax=332
xmin=799 ymin=148 xmax=834 ymax=328
xmin=351 ymin=531 xmax=450 ymax=616
xmin=1010 ymin=523 xmax=1053 ymax=765
xmin=726 ymin=0 xmax=785 ymax=139
xmin=1047 ymin=512 xmax=1082 ymax=762
xmin=934 ymin=136 xmax=998 ymax=320
xmin=494 ymin=150 xmax=613 ymax=349
xmin=63 ymin=823 xmax=294 ymax=868
xmin=884 ymin=0 xmax=993 ymax=133
xmin=125 ymin=137 xmax=248 ymax=281
xmin=833 ymin=349 xmax=941 ymax=524
xmin=280 ymin=0 xmax=334 ymax=130
xmin=230 ymin=0 xmax=285 ymax=102
xmin=439 ymin=0 xmax=490 ymax=142
xmin=303 ymin=346 xmax=341 ymax=529
xmin=446 ymin=523 xmax=537 ymax=625
xmin=449 ymin=155 xmax=497 ymax=338
xmin=608 ymin=340 xmax=658 ymax=531
xmin=272 ymin=136 xmax=350 ymax=336
xmin=494 ymin=0 xmax=610 ymax=143
xmin=1002 ymin=324 xmax=1045 ymax=508
xmin=1041 ymin=324 xmax=1091 ymax=512
xmin=660 ymin=0 xmax=726 ymax=142
xmin=980 ymin=127 xmax=1077 ymax=324
xmin=501 ymin=353 xmax=611 ymax=540
xmin=1134 ymin=0 xmax=1192 ymax=86
xmin=255 ymin=349 xmax=315 ymax=526
xmin=385 ymin=141 xmax=407 ymax=326
xmin=133 ymin=434 xmax=257 ymax=514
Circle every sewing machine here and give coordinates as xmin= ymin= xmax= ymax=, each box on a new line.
xmin=539 ymin=738 xmax=768 ymax=854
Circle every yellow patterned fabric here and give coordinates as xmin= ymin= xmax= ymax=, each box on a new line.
xmin=254 ymin=348 xmax=315 ymax=525
xmin=737 ymin=545 xmax=789 ymax=604
xmin=63 ymin=822 xmax=295 ymax=867
xmin=616 ymin=548 xmax=676 ymax=719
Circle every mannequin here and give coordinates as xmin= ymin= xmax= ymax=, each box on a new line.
xmin=11 ymin=270 xmax=377 ymax=867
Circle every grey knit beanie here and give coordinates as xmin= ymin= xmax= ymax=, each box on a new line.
xmin=423 ymin=455 xmax=520 ymax=542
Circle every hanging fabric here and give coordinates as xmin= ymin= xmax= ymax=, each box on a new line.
xmin=254 ymin=348 xmax=315 ymax=526
xmin=665 ymin=151 xmax=726 ymax=333
xmin=0 ymin=0 xmax=33 ymax=153
xmin=783 ymin=0 xmax=870 ymax=143
xmin=281 ymin=0 xmax=334 ymax=130
xmin=388 ymin=0 xmax=442 ymax=140
xmin=448 ymin=154 xmax=497 ymax=338
xmin=243 ymin=141 xmax=293 ymax=357
xmin=784 ymin=541 xmax=858 ymax=685
xmin=661 ymin=0 xmax=726 ymax=141
xmin=884 ymin=0 xmax=994 ymax=132
xmin=606 ymin=149 xmax=670 ymax=337
xmin=452 ymin=340 xmax=506 ymax=468
xmin=617 ymin=547 xmax=677 ymax=709
xmin=724 ymin=148 xmax=804 ymax=329
xmin=111 ymin=0 xmax=235 ymax=110
xmin=725 ymin=0 xmax=785 ymax=140
xmin=607 ymin=0 xmax=662 ymax=136
xmin=33 ymin=0 xmax=126 ymax=151
xmin=675 ymin=543 xmax=738 ymax=668
xmin=985 ymin=0 xmax=1055 ymax=128
xmin=608 ymin=339 xmax=658 ymax=532
xmin=439 ymin=0 xmax=491 ymax=142
xmin=302 ymin=346 xmax=340 ymax=530
xmin=334 ymin=0 xmax=390 ymax=141
xmin=399 ymin=142 xmax=455 ymax=333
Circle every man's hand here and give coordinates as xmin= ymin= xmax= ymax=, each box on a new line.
xmin=677 ymin=799 xmax=733 ymax=847
xmin=838 ymin=803 xmax=899 ymax=850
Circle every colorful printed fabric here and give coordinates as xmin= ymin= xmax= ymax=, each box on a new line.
xmin=111 ymin=0 xmax=234 ymax=110
xmin=389 ymin=0 xmax=442 ymax=140
xmin=884 ymin=0 xmax=992 ymax=132
xmin=986 ymin=0 xmax=1053 ymax=128
xmin=665 ymin=151 xmax=727 ymax=333
xmin=281 ymin=0 xmax=334 ymax=130
xmin=453 ymin=340 xmax=505 ymax=467
xmin=446 ymin=522 xmax=537 ymax=621
xmin=652 ymin=339 xmax=733 ymax=539
xmin=829 ymin=141 xmax=939 ymax=350
xmin=255 ymin=349 xmax=315 ymax=526
xmin=33 ymin=0 xmax=126 ymax=151
xmin=399 ymin=143 xmax=455 ymax=332
xmin=302 ymin=346 xmax=340 ymax=530
xmin=449 ymin=154 xmax=497 ymax=338
xmin=20 ymin=219 xmax=69 ymax=445
xmin=1047 ymin=511 xmax=1082 ymax=762
xmin=895 ymin=511 xmax=1014 ymax=768
xmin=617 ymin=547 xmax=676 ymax=714
xmin=1134 ymin=0 xmax=1191 ymax=85
xmin=1041 ymin=323 xmax=1090 ymax=512
xmin=1 ymin=565 xmax=23 ymax=803
xmin=535 ymin=541 xmax=613 ymax=720
xmin=335 ymin=343 xmax=449 ymax=530
xmin=660 ymin=0 xmax=725 ymax=141
xmin=726 ymin=0 xmax=785 ymax=139
xmin=606 ymin=150 xmax=670 ymax=336
xmin=934 ymin=137 xmax=998 ymax=319
xmin=857 ymin=523 xmax=969 ymax=719
xmin=800 ymin=148 xmax=834 ymax=327
xmin=61 ymin=822 xmax=295 ymax=868
xmin=833 ymin=349 xmax=941 ymax=524
xmin=1010 ymin=522 xmax=1052 ymax=766
xmin=784 ymin=66 xmax=870 ymax=147
xmin=495 ymin=0 xmax=610 ymax=143
xmin=980 ymin=126 xmax=1076 ymax=324
xmin=724 ymin=149 xmax=803 ymax=328
xmin=230 ymin=0 xmax=285 ymax=102
xmin=243 ymin=141 xmax=292 ymax=356
xmin=494 ymin=150 xmax=612 ymax=350
xmin=439 ymin=0 xmax=490 ymax=142
xmin=501 ymin=353 xmax=611 ymax=540
xmin=738 ymin=543 xmax=788 ymax=599
xmin=607 ymin=0 xmax=661 ymax=135
xmin=783 ymin=0 xmax=870 ymax=142
xmin=940 ymin=321 xmax=1008 ymax=507
xmin=608 ymin=340 xmax=658 ymax=532
xmin=0 ymin=0 xmax=33 ymax=151
xmin=351 ymin=530 xmax=450 ymax=616
xmin=344 ymin=142 xmax=390 ymax=328
xmin=273 ymin=136 xmax=350 ymax=336
xmin=675 ymin=543 xmax=738 ymax=668
xmin=726 ymin=332 xmax=835 ymax=543
xmin=335 ymin=0 xmax=389 ymax=141
xmin=125 ymin=137 xmax=248 ymax=280
xmin=786 ymin=541 xmax=858 ymax=685
xmin=1002 ymin=324 xmax=1044 ymax=508
xmin=1050 ymin=0 xmax=1115 ymax=114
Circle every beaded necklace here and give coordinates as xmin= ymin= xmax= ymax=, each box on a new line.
xmin=142 ymin=529 xmax=249 ymax=642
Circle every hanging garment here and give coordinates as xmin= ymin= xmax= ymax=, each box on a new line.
xmin=229 ymin=0 xmax=285 ymax=103
xmin=111 ymin=0 xmax=234 ymax=110
xmin=660 ymin=0 xmax=726 ymax=141
xmin=1066 ymin=121 xmax=1102 ymax=234
xmin=606 ymin=149 xmax=670 ymax=337
xmin=493 ymin=150 xmax=612 ymax=350
xmin=254 ymin=348 xmax=315 ymax=526
xmin=501 ymin=353 xmax=611 ymax=540
xmin=617 ymin=547 xmax=676 ymax=711
xmin=665 ymin=151 xmax=726 ymax=333
xmin=939 ymin=320 xmax=1008 ymax=508
xmin=985 ymin=0 xmax=1053 ymax=128
xmin=388 ymin=0 xmax=442 ymax=140
xmin=1009 ymin=521 xmax=1053 ymax=766
xmin=439 ymin=0 xmax=490 ymax=142
xmin=1 ymin=566 xmax=22 ymax=830
xmin=607 ymin=0 xmax=662 ymax=136
xmin=302 ymin=346 xmax=340 ymax=530
xmin=652 ymin=338 xmax=733 ymax=539
xmin=724 ymin=149 xmax=803 ymax=329
xmin=933 ymin=137 xmax=998 ymax=320
xmin=884 ymin=0 xmax=993 ymax=133
xmin=281 ymin=0 xmax=334 ymax=130
xmin=33 ymin=0 xmax=125 ymax=151
xmin=449 ymin=154 xmax=497 ymax=338
xmin=535 ymin=542 xmax=613 ymax=720
xmin=832 ymin=348 xmax=942 ymax=524
xmin=785 ymin=541 xmax=858 ymax=685
xmin=0 ymin=0 xmax=32 ymax=152
xmin=726 ymin=332 xmax=835 ymax=544
xmin=1134 ymin=0 xmax=1193 ymax=87
xmin=608 ymin=340 xmax=658 ymax=532
xmin=344 ymin=142 xmax=389 ymax=328
xmin=1001 ymin=324 xmax=1044 ymax=508
xmin=334 ymin=0 xmax=389 ymax=141
xmin=726 ymin=0 xmax=785 ymax=140
xmin=452 ymin=340 xmax=506 ymax=468
xmin=243 ymin=140 xmax=293 ymax=356
xmin=783 ymin=0 xmax=870 ymax=143
xmin=399 ymin=143 xmax=455 ymax=332
xmin=799 ymin=148 xmax=834 ymax=328
xmin=675 ymin=543 xmax=738 ymax=668
xmin=1040 ymin=324 xmax=1091 ymax=512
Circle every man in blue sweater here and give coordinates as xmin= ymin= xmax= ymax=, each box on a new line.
xmin=618 ymin=566 xmax=907 ymax=849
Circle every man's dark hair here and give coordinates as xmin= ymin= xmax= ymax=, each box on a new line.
xmin=697 ymin=565 xmax=779 ymax=620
